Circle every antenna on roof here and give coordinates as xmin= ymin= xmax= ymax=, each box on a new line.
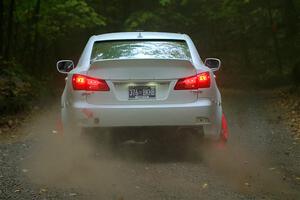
xmin=137 ymin=32 xmax=143 ymax=39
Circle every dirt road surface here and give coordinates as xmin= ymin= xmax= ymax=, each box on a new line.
xmin=0 ymin=89 xmax=299 ymax=199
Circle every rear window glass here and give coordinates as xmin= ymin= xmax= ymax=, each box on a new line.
xmin=91 ymin=40 xmax=191 ymax=61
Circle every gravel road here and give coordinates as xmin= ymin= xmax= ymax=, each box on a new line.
xmin=0 ymin=89 xmax=299 ymax=200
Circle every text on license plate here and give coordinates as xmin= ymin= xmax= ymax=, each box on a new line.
xmin=128 ymin=86 xmax=156 ymax=99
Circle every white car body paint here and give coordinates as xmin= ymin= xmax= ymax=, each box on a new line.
xmin=60 ymin=32 xmax=222 ymax=137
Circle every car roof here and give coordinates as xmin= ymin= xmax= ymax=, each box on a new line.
xmin=90 ymin=32 xmax=188 ymax=42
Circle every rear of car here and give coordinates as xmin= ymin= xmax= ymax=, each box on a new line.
xmin=61 ymin=32 xmax=222 ymax=138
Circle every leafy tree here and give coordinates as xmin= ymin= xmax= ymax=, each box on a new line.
xmin=0 ymin=0 xmax=299 ymax=114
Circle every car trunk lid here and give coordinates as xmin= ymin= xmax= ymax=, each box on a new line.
xmin=86 ymin=59 xmax=198 ymax=105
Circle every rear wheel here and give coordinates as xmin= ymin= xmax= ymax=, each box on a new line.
xmin=61 ymin=107 xmax=80 ymax=139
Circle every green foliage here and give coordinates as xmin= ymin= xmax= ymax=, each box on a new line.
xmin=39 ymin=0 xmax=106 ymax=41
xmin=159 ymin=0 xmax=188 ymax=6
xmin=0 ymin=0 xmax=299 ymax=115
xmin=0 ymin=0 xmax=107 ymax=114
xmin=124 ymin=1 xmax=193 ymax=32
xmin=125 ymin=11 xmax=160 ymax=31
xmin=159 ymin=0 xmax=172 ymax=6
xmin=0 ymin=59 xmax=35 ymax=114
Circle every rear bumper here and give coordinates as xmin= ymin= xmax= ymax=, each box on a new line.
xmin=65 ymin=99 xmax=221 ymax=136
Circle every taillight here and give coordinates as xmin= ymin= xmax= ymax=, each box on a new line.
xmin=174 ymin=72 xmax=211 ymax=90
xmin=72 ymin=74 xmax=109 ymax=91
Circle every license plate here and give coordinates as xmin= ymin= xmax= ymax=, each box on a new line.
xmin=128 ymin=86 xmax=156 ymax=99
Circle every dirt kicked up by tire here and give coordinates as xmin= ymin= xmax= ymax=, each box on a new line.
xmin=0 ymin=89 xmax=299 ymax=200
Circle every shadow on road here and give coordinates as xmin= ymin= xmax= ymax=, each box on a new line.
xmin=89 ymin=128 xmax=211 ymax=163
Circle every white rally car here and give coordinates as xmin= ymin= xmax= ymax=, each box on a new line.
xmin=57 ymin=32 xmax=227 ymax=141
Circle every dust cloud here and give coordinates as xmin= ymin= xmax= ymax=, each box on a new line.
xmin=22 ymin=109 xmax=137 ymax=197
xmin=201 ymin=141 xmax=289 ymax=195
xmin=20 ymin=107 xmax=292 ymax=198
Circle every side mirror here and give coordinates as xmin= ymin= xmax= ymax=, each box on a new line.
xmin=204 ymin=58 xmax=221 ymax=71
xmin=56 ymin=60 xmax=74 ymax=74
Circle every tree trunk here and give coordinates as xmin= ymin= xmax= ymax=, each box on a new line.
xmin=283 ymin=0 xmax=298 ymax=63
xmin=283 ymin=0 xmax=298 ymax=38
xmin=4 ymin=0 xmax=15 ymax=59
xmin=32 ymin=0 xmax=41 ymax=71
xmin=239 ymin=17 xmax=251 ymax=70
xmin=0 ymin=0 xmax=3 ymax=56
xmin=266 ymin=0 xmax=282 ymax=73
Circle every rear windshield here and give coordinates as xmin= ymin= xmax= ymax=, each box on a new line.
xmin=91 ymin=40 xmax=191 ymax=61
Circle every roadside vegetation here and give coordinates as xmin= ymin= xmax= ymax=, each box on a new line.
xmin=275 ymin=88 xmax=300 ymax=141
xmin=0 ymin=0 xmax=299 ymax=134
